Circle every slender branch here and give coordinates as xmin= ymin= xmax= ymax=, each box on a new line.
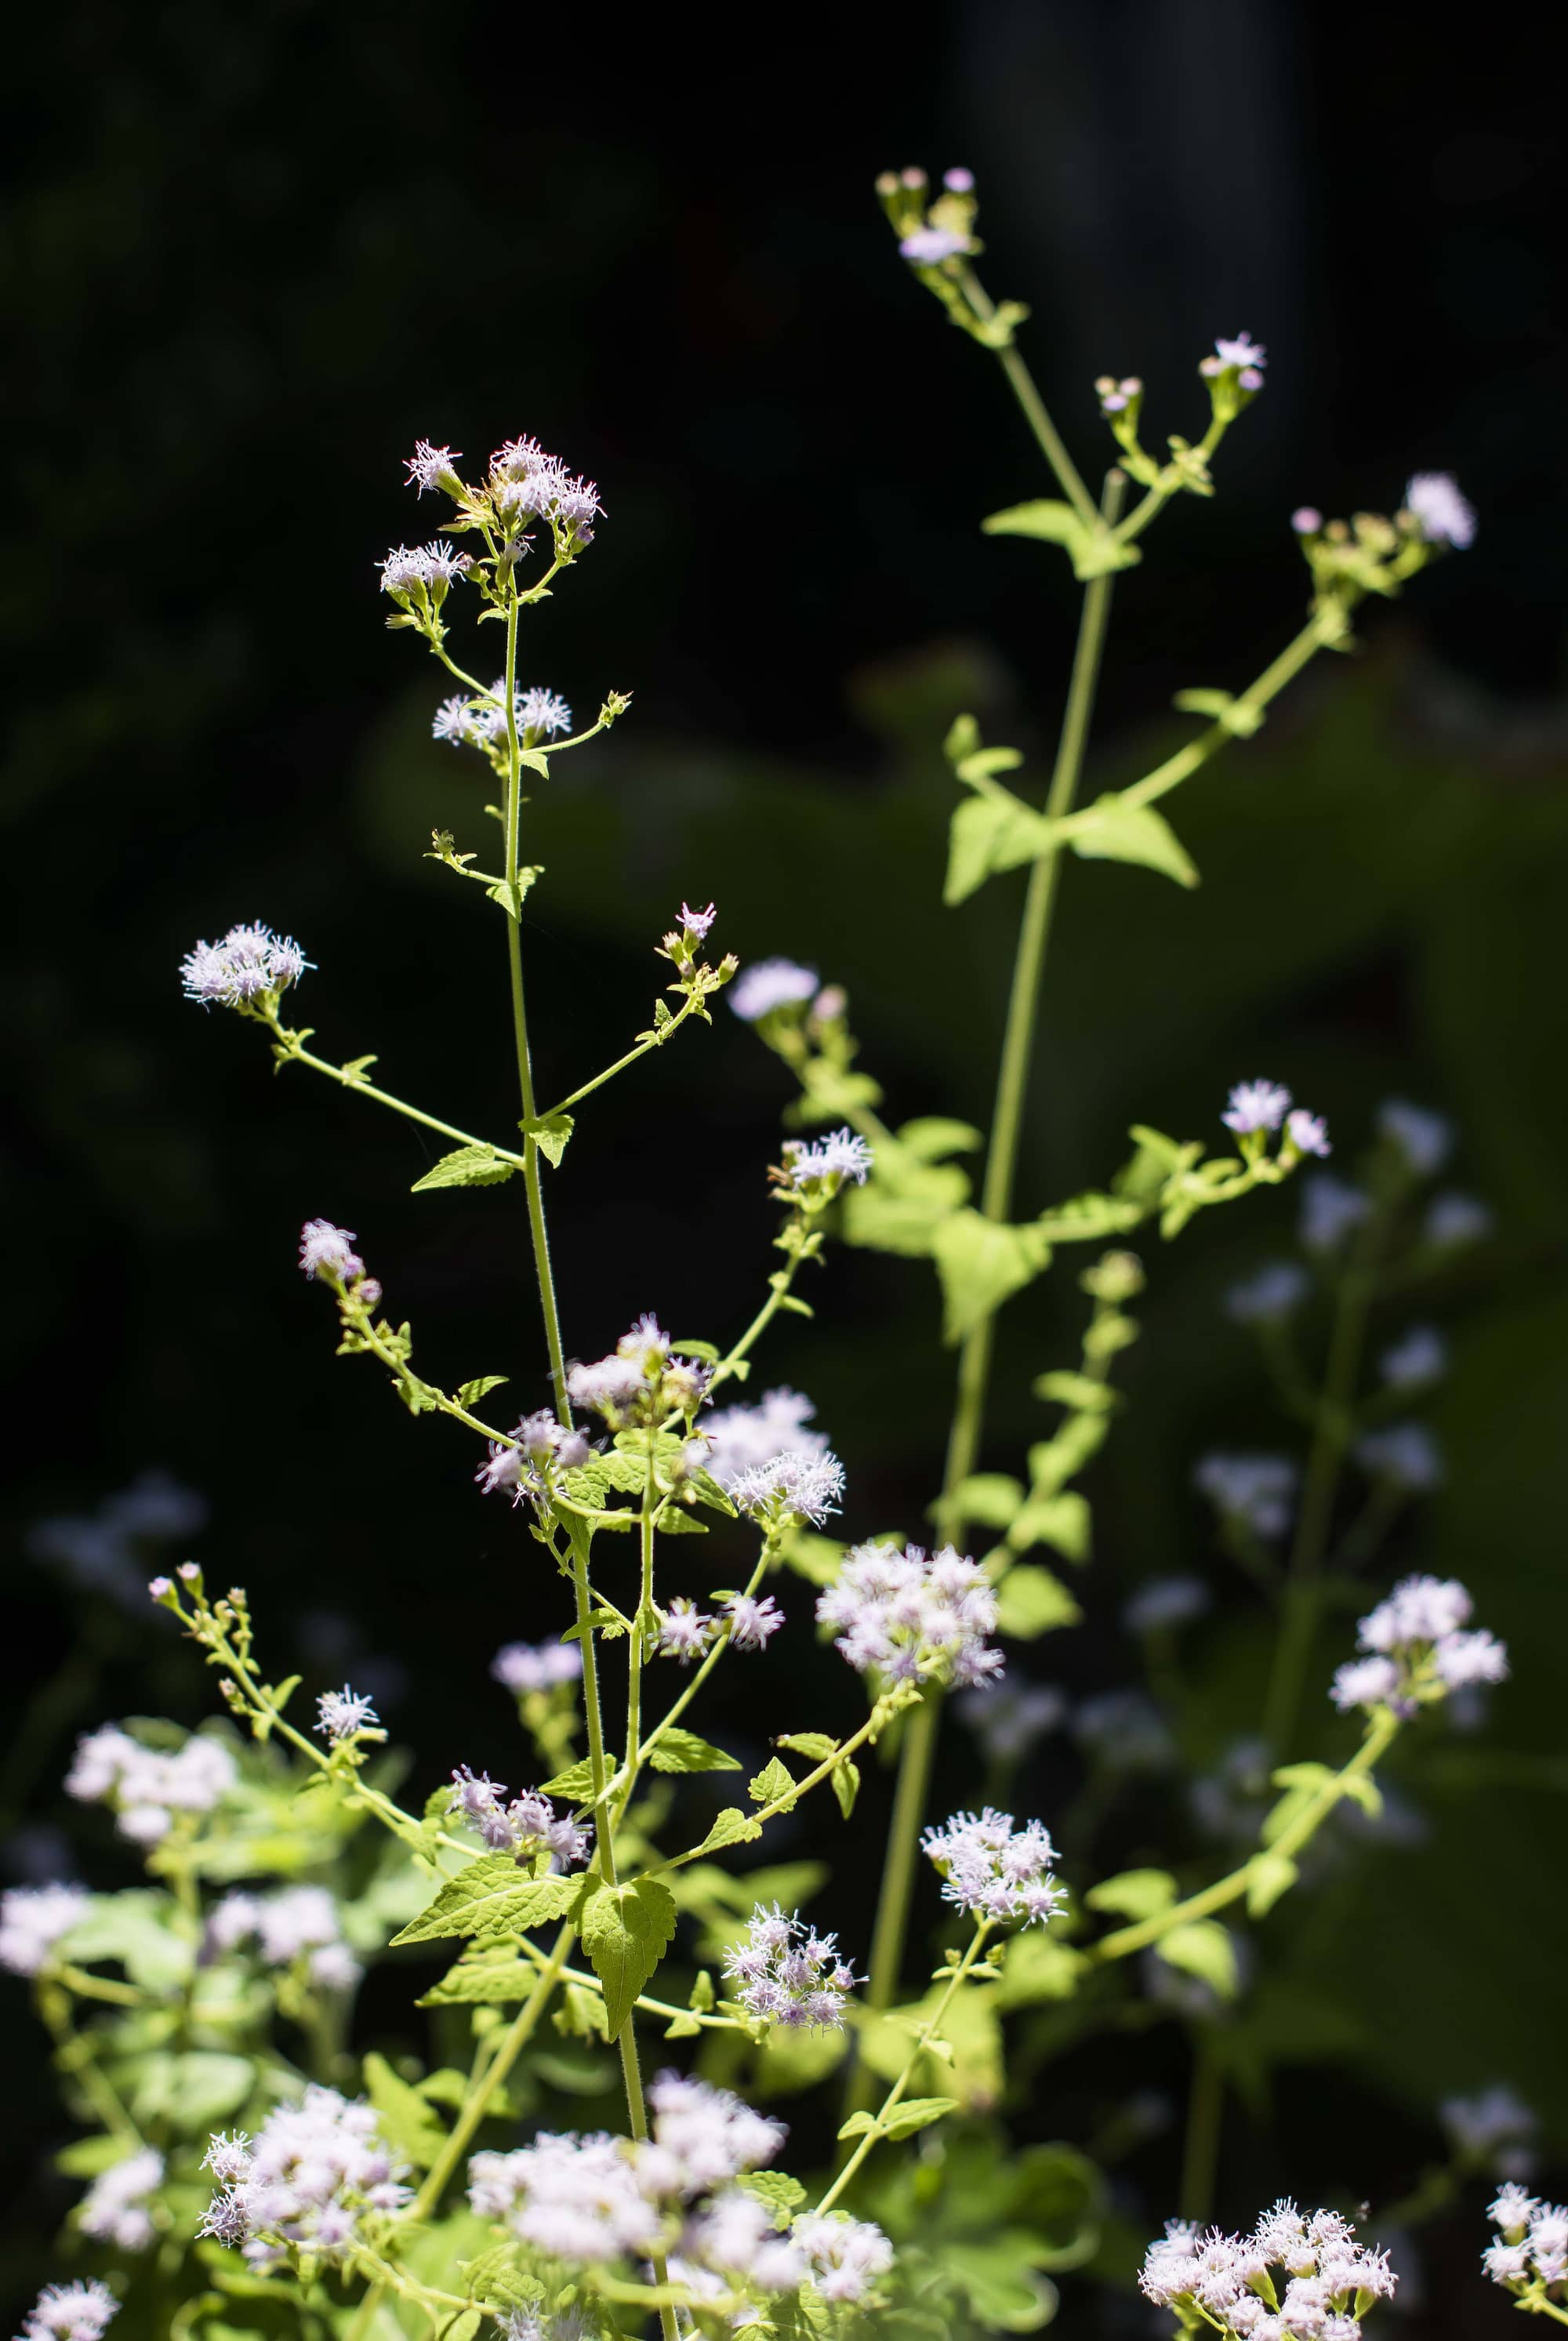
xmin=956 ymin=266 xmax=1098 ymax=528
xmin=535 ymin=990 xmax=707 ymax=1123
xmin=651 ymin=1703 xmax=897 ymax=1879
xmin=263 ymin=1015 xmax=528 ymax=1167
xmin=407 ymin=1921 xmax=574 ymax=2219
xmin=818 ymin=1924 xmax=991 ymax=2209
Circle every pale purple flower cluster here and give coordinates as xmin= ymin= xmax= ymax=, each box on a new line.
xmin=298 ymin=1220 xmax=365 ymax=1284
xmin=209 ymin=1886 xmax=359 ymax=1991
xmin=1221 ymin=1081 xmax=1330 ymax=1156
xmin=728 ymin=1448 xmax=845 ymax=1527
xmin=433 ymin=680 xmax=573 ymax=751
xmin=180 ymin=923 xmax=307 ymax=1008
xmin=1403 ymin=473 xmax=1475 ymax=551
xmin=655 ymin=1598 xmax=716 ymax=1666
xmin=315 ymin=1684 xmax=379 ymax=1740
xmin=900 ymin=224 xmax=967 ymax=263
xmin=405 ymin=440 xmax=462 ymax=495
xmin=65 ymin=1725 xmax=237 ymax=1845
xmin=475 ymin=1411 xmax=592 ymax=1508
xmin=1195 ymin=1453 xmax=1298 ymax=1539
xmin=197 ymin=2087 xmax=410 ymax=2267
xmin=779 ymin=1127 xmax=874 ymax=1196
xmin=1485 ymin=2183 xmax=1568 ymax=2299
xmin=17 ymin=2284 xmax=119 ymax=2341
xmin=721 ymin=1592 xmax=786 ymax=1651
xmin=447 ymin=1766 xmax=592 ymax=1867
xmin=486 ymin=436 xmax=603 ymax=545
xmin=921 ymin=1809 xmax=1065 ymax=1929
xmin=702 ymin=1388 xmax=829 ymax=1489
xmin=376 ymin=539 xmax=467 ymax=598
xmin=1354 ymin=1422 xmax=1443 ymax=1491
xmin=792 ymin=2214 xmax=895 ymax=2304
xmin=1097 ymin=373 xmax=1143 ymax=416
xmin=0 ymin=1883 xmax=89 ymax=1976
xmin=1299 ymin=1174 xmax=1371 ymax=1253
xmin=78 ymin=2149 xmax=164 ymax=2252
xmin=1378 ymin=1325 xmax=1446 ymax=1389
xmin=722 ymin=1903 xmax=858 ymax=2029
xmin=1225 ymin=1261 xmax=1310 ymax=1323
xmin=565 ymin=1316 xmax=712 ymax=1427
xmin=728 ymin=957 xmax=821 ymax=1022
xmin=1201 ymin=332 xmax=1267 ymax=394
xmin=1140 ymin=2201 xmax=1396 ymax=2336
xmin=816 ymin=1543 xmax=1002 ymax=1689
xmin=679 ymin=901 xmax=717 ymax=941
xmin=1331 ymin=1574 xmax=1507 ymax=1716
xmin=491 ymin=1639 xmax=583 ymax=1695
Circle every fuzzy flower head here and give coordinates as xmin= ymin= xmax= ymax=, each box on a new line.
xmin=376 ymin=539 xmax=466 ymax=605
xmin=196 ymin=2085 xmax=411 ymax=2265
xmin=792 ymin=2212 xmax=895 ymax=2307
xmin=446 ymin=1766 xmax=592 ymax=1868
xmin=702 ymin=1388 xmax=829 ymax=1489
xmin=722 ymin=1904 xmax=858 ymax=2029
xmin=1141 ymin=2200 xmax=1395 ymax=2333
xmin=0 ymin=1883 xmax=90 ymax=1977
xmin=209 ymin=1886 xmax=358 ymax=1987
xmin=1485 ymin=2183 xmax=1568 ymax=2307
xmin=720 ymin=1592 xmax=785 ymax=1651
xmin=565 ymin=1317 xmax=711 ymax=1428
xmin=1403 ymin=472 xmax=1476 ymax=550
xmin=728 ymin=957 xmax=820 ymax=1024
xmin=777 ymin=1127 xmax=873 ymax=1205
xmin=491 ymin=1639 xmax=583 ymax=1696
xmin=1332 ymin=1573 xmax=1507 ymax=1719
xmin=922 ymin=1809 xmax=1065 ymax=1929
xmin=79 ymin=2150 xmax=164 ymax=2252
xmin=298 ymin=1221 xmax=365 ymax=1285
xmin=1196 ymin=1452 xmax=1298 ymax=1540
xmin=18 ymin=2284 xmax=121 ymax=2341
xmin=65 ymin=1724 xmax=237 ymax=1845
xmin=900 ymin=223 xmax=968 ymax=263
xmin=1225 ymin=1261 xmax=1310 ymax=1324
xmin=816 ymin=1542 xmax=1002 ymax=1690
xmin=181 ymin=923 xmax=308 ymax=1010
xmin=1201 ymin=332 xmax=1267 ymax=405
xmin=485 ymin=437 xmax=603 ymax=551
xmin=405 ymin=441 xmax=463 ymax=495
xmin=655 ymin=1598 xmax=717 ymax=1667
xmin=475 ymin=1411 xmax=591 ymax=1509
xmin=728 ymin=1448 xmax=845 ymax=1530
xmin=314 ymin=1685 xmax=379 ymax=1741
xmin=1221 ymin=1079 xmax=1291 ymax=1136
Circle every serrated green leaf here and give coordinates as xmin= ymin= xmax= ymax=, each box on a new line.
xmin=522 ymin=1112 xmax=574 ymax=1168
xmin=895 ymin=1116 xmax=984 ymax=1163
xmin=456 ymin=1374 xmax=508 ymax=1408
xmin=738 ymin=2169 xmax=808 ymax=2223
xmin=411 ymin=1145 xmax=517 ymax=1192
xmin=541 ymin=1752 xmax=619 ymax=1799
xmin=579 ymin=1877 xmax=678 ymax=2037
xmin=931 ymin=1210 xmax=1053 ymax=1345
xmin=418 ymin=1949 xmax=539 ymax=2005
xmin=840 ymin=1181 xmax=964 ymax=1259
xmin=1009 ymin=1490 xmax=1093 ymax=1563
xmin=1156 ymin=1920 xmax=1240 ymax=1998
xmin=691 ymin=1807 xmax=764 ymax=1857
xmin=648 ymin=1729 xmax=741 ymax=1775
xmin=1086 ymin=1869 xmax=1178 ymax=1922
xmin=944 ymin=792 xmax=1058 ymax=909
xmin=994 ymin=1562 xmax=1081 ymax=1639
xmin=949 ymin=1472 xmax=1025 ymax=1528
xmin=775 ymin=1731 xmax=837 ymax=1762
xmin=1068 ymin=796 xmax=1198 ymax=887
xmin=883 ymin=2095 xmax=959 ymax=2140
xmin=390 ymin=1855 xmax=581 ymax=1946
xmin=749 ymin=1755 xmax=794 ymax=1806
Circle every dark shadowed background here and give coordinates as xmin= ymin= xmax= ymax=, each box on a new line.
xmin=5 ymin=3 xmax=1566 ymax=2332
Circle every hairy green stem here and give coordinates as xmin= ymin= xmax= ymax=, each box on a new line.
xmin=956 ymin=267 xmax=1096 ymax=528
xmin=820 ymin=1924 xmax=991 ymax=2206
xmin=408 ymin=1921 xmax=573 ymax=2219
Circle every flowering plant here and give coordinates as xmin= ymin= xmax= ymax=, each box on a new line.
xmin=5 ymin=172 xmax=1522 ymax=2341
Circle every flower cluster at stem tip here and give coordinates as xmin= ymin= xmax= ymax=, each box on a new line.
xmin=1140 ymin=2200 xmax=1396 ymax=2336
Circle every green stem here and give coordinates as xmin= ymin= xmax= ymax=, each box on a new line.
xmin=957 ymin=267 xmax=1097 ymax=528
xmin=408 ymin=1921 xmax=573 ymax=2219
xmin=501 ymin=586 xmax=571 ymax=1417
xmin=851 ymin=473 xmax=1126 ymax=2104
xmin=1178 ymin=2029 xmax=1225 ymax=2223
xmin=537 ymin=993 xmax=703 ymax=1123
xmin=653 ymin=1704 xmax=893 ymax=1878
xmin=819 ymin=1924 xmax=991 ymax=2208
xmin=264 ymin=1020 xmax=528 ymax=1168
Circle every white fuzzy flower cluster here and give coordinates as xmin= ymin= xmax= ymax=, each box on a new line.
xmin=727 ymin=957 xmax=822 ymax=1022
xmin=475 ymin=1411 xmax=592 ymax=1507
xmin=565 ymin=1316 xmax=712 ymax=1428
xmin=377 ymin=538 xmax=468 ymax=600
xmin=17 ymin=2283 xmax=119 ymax=2341
xmin=0 ymin=1882 xmax=90 ymax=1976
xmin=702 ymin=1388 xmax=829 ymax=1488
xmin=922 ymin=1809 xmax=1065 ymax=1928
xmin=778 ymin=1127 xmax=873 ymax=1200
xmin=209 ymin=1886 xmax=360 ymax=1991
xmin=722 ymin=1903 xmax=858 ymax=2028
xmin=816 ymin=1543 xmax=1002 ymax=1689
xmin=1195 ymin=1453 xmax=1298 ymax=1539
xmin=314 ymin=1685 xmax=379 ymax=1740
xmin=1140 ymin=2201 xmax=1396 ymax=2336
xmin=728 ymin=1447 xmax=846 ymax=1527
xmin=65 ymin=1725 xmax=237 ymax=1846
xmin=432 ymin=680 xmax=573 ymax=752
xmin=1221 ymin=1080 xmax=1329 ymax=1157
xmin=491 ymin=1639 xmax=583 ymax=1695
xmin=469 ymin=2074 xmax=893 ymax=2310
xmin=78 ymin=2148 xmax=164 ymax=2252
xmin=447 ymin=1766 xmax=592 ymax=1868
xmin=1485 ymin=2182 xmax=1568 ymax=2301
xmin=485 ymin=435 xmax=603 ymax=544
xmin=1403 ymin=473 xmax=1475 ymax=551
xmin=1331 ymin=1575 xmax=1507 ymax=1716
xmin=197 ymin=2089 xmax=410 ymax=2267
xmin=180 ymin=923 xmax=307 ymax=1009
xmin=1202 ymin=331 xmax=1267 ymax=392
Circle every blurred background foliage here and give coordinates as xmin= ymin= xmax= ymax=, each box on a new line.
xmin=3 ymin=2 xmax=1566 ymax=2333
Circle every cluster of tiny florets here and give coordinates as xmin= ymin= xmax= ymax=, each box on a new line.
xmin=728 ymin=1448 xmax=846 ymax=1528
xmin=17 ymin=2283 xmax=120 ymax=2341
xmin=722 ymin=1903 xmax=858 ymax=2028
xmin=377 ymin=539 xmax=469 ymax=600
xmin=702 ymin=1388 xmax=829 ymax=1488
xmin=209 ymin=1886 xmax=359 ymax=1991
xmin=447 ymin=1766 xmax=591 ymax=1867
xmin=180 ymin=924 xmax=307 ymax=1009
xmin=491 ymin=1638 xmax=583 ymax=1695
xmin=1331 ymin=1574 xmax=1506 ymax=1716
xmin=432 ymin=679 xmax=573 ymax=753
xmin=728 ymin=957 xmax=822 ymax=1023
xmin=655 ymin=1598 xmax=717 ymax=1666
xmin=475 ymin=1410 xmax=592 ymax=1508
xmin=1201 ymin=332 xmax=1268 ymax=393
xmin=1485 ymin=2183 xmax=1568 ymax=2302
xmin=565 ymin=1317 xmax=712 ymax=1427
xmin=1403 ymin=472 xmax=1476 ymax=550
xmin=65 ymin=1724 xmax=237 ymax=1845
xmin=0 ymin=1882 xmax=90 ymax=1976
xmin=1221 ymin=1080 xmax=1330 ymax=1157
xmin=314 ymin=1684 xmax=379 ymax=1740
xmin=816 ymin=1542 xmax=1002 ymax=1689
xmin=197 ymin=2087 xmax=409 ymax=2267
xmin=777 ymin=1127 xmax=874 ymax=1199
xmin=78 ymin=2149 xmax=165 ymax=2252
xmin=720 ymin=1592 xmax=786 ymax=1650
xmin=1140 ymin=2201 xmax=1396 ymax=2336
xmin=921 ymin=1809 xmax=1065 ymax=1928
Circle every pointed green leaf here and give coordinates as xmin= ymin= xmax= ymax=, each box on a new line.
xmin=456 ymin=1375 xmax=508 ymax=1408
xmin=749 ymin=1756 xmax=795 ymax=1806
xmin=981 ymin=499 xmax=1087 ymax=548
xmin=411 ymin=1145 xmax=517 ymax=1192
xmin=522 ymin=1112 xmax=574 ymax=1168
xmin=831 ymin=1757 xmax=862 ymax=1819
xmin=390 ymin=1856 xmax=582 ymax=1946
xmin=931 ymin=1209 xmax=1052 ymax=1344
xmin=541 ymin=1752 xmax=619 ymax=1799
xmin=579 ymin=1877 xmax=678 ymax=2037
xmin=1009 ymin=1491 xmax=1092 ymax=1564
xmin=944 ymin=793 xmax=1058 ymax=908
xmin=1068 ymin=797 xmax=1198 ymax=887
xmin=993 ymin=1562 xmax=1080 ymax=1639
xmin=1155 ymin=1920 xmax=1240 ymax=1998
xmin=647 ymin=1729 xmax=741 ymax=1775
xmin=1033 ymin=1190 xmax=1146 ymax=1244
xmin=691 ymin=1807 xmax=764 ymax=1857
xmin=1246 ymin=1852 xmax=1300 ymax=1920
xmin=775 ymin=1731 xmax=838 ymax=1762
xmin=361 ymin=2052 xmax=448 ymax=2170
xmin=1086 ymin=1869 xmax=1178 ymax=1922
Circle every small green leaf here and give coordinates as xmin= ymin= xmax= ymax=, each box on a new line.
xmin=691 ymin=1807 xmax=764 ymax=1857
xmin=931 ymin=1210 xmax=1053 ymax=1344
xmin=778 ymin=1530 xmax=845 ymax=1587
xmin=55 ymin=2134 xmax=144 ymax=2179
xmin=1034 ymin=1189 xmax=1146 ymax=1243
xmin=882 ymin=2095 xmax=960 ymax=2140
xmin=1009 ymin=1490 xmax=1093 ymax=1563
xmin=1068 ymin=796 xmax=1198 ymax=888
xmin=1033 ymin=1370 xmax=1117 ymax=1414
xmin=418 ymin=1950 xmax=539 ymax=2005
xmin=648 ymin=1729 xmax=741 ymax=1775
xmin=981 ymin=499 xmax=1087 ymax=549
xmin=949 ymin=1473 xmax=1025 ymax=1529
xmin=749 ymin=1756 xmax=794 ymax=1806
xmin=831 ymin=1758 xmax=862 ymax=1819
xmin=390 ymin=1856 xmax=582 ymax=1947
xmin=942 ymin=712 xmax=982 ymax=764
xmin=340 ymin=1054 xmax=379 ymax=1082
xmin=456 ymin=1374 xmax=508 ymax=1408
xmin=775 ymin=1731 xmax=838 ymax=1762
xmin=542 ymin=1753 xmax=619 ymax=1799
xmin=895 ymin=1116 xmax=984 ymax=1163
xmin=738 ymin=2170 xmax=808 ymax=2223
xmin=944 ymin=793 xmax=1057 ymax=909
xmin=522 ymin=1112 xmax=574 ymax=1168
xmin=994 ymin=1562 xmax=1080 ymax=1639
xmin=1246 ymin=1852 xmax=1300 ymax=1920
xmin=1155 ymin=1920 xmax=1240 ymax=1998
xmin=1086 ymin=1869 xmax=1178 ymax=1922
xmin=579 ymin=1876 xmax=678 ymax=2037
xmin=412 ymin=1145 xmax=518 ymax=1192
